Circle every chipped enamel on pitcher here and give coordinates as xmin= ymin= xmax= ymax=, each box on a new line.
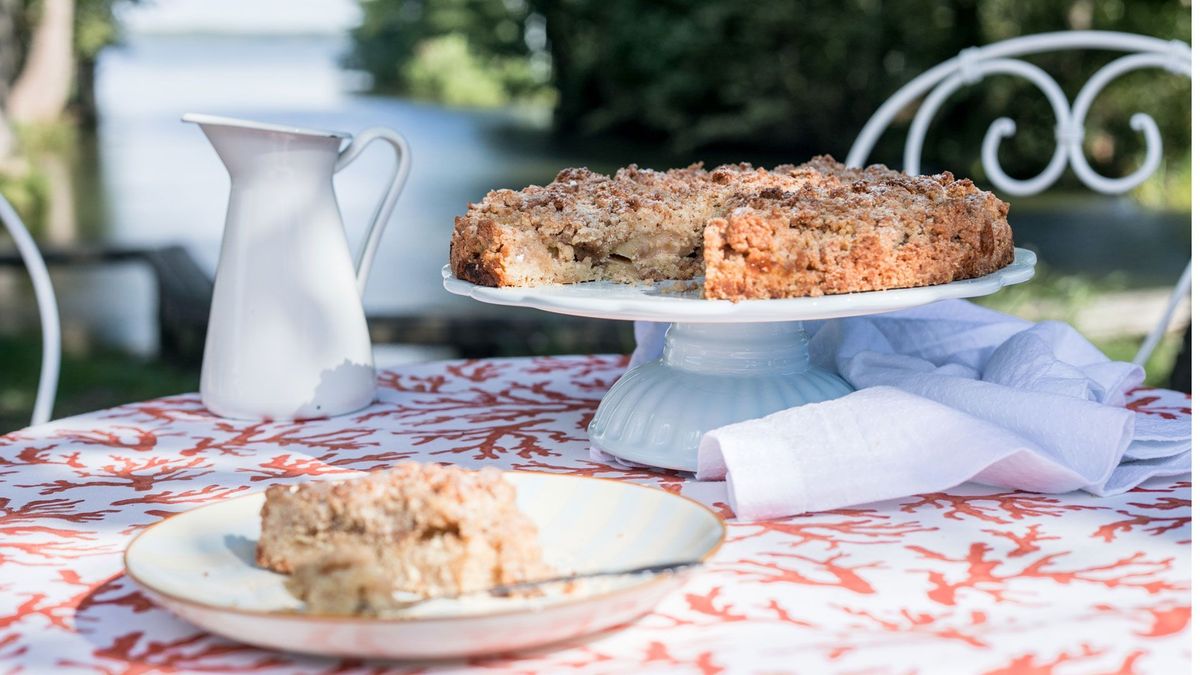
xmin=184 ymin=114 xmax=410 ymax=420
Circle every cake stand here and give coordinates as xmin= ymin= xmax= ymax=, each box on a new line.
xmin=443 ymin=248 xmax=1036 ymax=471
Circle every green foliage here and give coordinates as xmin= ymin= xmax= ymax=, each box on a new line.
xmin=0 ymin=0 xmax=131 ymax=132
xmin=352 ymin=0 xmax=1190 ymax=184
xmin=350 ymin=0 xmax=551 ymax=104
xmin=404 ymin=34 xmax=513 ymax=107
xmin=76 ymin=0 xmax=126 ymax=59
xmin=0 ymin=165 xmax=49 ymax=230
xmin=973 ymin=265 xmax=1181 ymax=387
xmin=0 ymin=120 xmax=78 ymax=235
xmin=1132 ymin=155 xmax=1192 ymax=212
xmin=13 ymin=116 xmax=78 ymax=153
xmin=975 ymin=265 xmax=1124 ymax=323
xmin=1092 ymin=332 xmax=1180 ymax=388
xmin=8 ymin=0 xmax=126 ymax=63
xmin=0 ymin=333 xmax=199 ymax=433
xmin=529 ymin=0 xmax=1190 ymax=177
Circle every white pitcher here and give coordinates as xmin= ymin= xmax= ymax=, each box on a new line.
xmin=184 ymin=114 xmax=410 ymax=420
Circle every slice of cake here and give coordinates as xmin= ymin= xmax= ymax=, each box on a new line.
xmin=449 ymin=156 xmax=1013 ymax=300
xmin=258 ymin=463 xmax=549 ymax=604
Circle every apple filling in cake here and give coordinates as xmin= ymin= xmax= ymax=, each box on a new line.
xmin=452 ymin=164 xmax=720 ymax=287
xmin=450 ymin=156 xmax=1014 ymax=300
xmin=257 ymin=463 xmax=549 ymax=615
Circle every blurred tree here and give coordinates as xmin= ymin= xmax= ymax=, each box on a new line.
xmin=0 ymin=0 xmax=23 ymax=157
xmin=350 ymin=0 xmax=551 ymax=104
xmin=0 ymin=0 xmax=128 ymax=141
xmin=403 ymin=34 xmax=509 ymax=106
xmin=74 ymin=0 xmax=128 ymax=122
xmin=6 ymin=0 xmax=74 ymax=124
xmin=351 ymin=0 xmax=1189 ymax=183
xmin=0 ymin=0 xmax=128 ymax=228
xmin=533 ymin=0 xmax=1189 ymax=180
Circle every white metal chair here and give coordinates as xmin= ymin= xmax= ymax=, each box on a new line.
xmin=847 ymin=30 xmax=1191 ymax=368
xmin=0 ymin=194 xmax=59 ymax=426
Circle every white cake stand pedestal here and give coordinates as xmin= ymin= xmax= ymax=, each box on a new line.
xmin=443 ymin=248 xmax=1036 ymax=472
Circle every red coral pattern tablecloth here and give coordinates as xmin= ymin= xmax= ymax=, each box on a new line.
xmin=0 ymin=355 xmax=1190 ymax=674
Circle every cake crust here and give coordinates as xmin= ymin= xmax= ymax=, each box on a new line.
xmin=703 ymin=160 xmax=1013 ymax=299
xmin=450 ymin=156 xmax=1013 ymax=300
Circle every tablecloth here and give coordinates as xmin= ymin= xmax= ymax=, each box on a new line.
xmin=0 ymin=355 xmax=1190 ymax=673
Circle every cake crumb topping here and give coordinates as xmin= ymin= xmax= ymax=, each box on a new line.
xmin=450 ymin=155 xmax=1013 ymax=299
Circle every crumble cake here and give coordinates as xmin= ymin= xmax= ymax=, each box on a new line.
xmin=284 ymin=544 xmax=399 ymax=615
xmin=258 ymin=463 xmax=549 ymax=610
xmin=449 ymin=156 xmax=1013 ymax=300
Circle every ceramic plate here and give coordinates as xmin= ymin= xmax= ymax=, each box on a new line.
xmin=124 ymin=472 xmax=726 ymax=660
xmin=442 ymin=247 xmax=1036 ymax=322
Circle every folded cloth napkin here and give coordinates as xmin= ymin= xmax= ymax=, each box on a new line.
xmin=627 ymin=300 xmax=1191 ymax=519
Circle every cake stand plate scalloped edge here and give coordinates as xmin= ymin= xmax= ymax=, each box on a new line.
xmin=443 ymin=248 xmax=1036 ymax=471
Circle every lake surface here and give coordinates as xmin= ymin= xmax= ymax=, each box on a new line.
xmin=1 ymin=32 xmax=1189 ymax=355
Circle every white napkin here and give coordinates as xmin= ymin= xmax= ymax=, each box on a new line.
xmin=629 ymin=300 xmax=1191 ymax=519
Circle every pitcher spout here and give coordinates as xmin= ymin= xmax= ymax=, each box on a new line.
xmin=182 ymin=113 xmax=348 ymax=176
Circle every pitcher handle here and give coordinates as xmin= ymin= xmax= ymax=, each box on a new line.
xmin=335 ymin=127 xmax=412 ymax=297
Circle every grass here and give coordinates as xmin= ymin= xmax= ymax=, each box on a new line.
xmin=0 ymin=335 xmax=198 ymax=434
xmin=974 ymin=267 xmax=1183 ymax=386
xmin=1090 ymin=332 xmax=1181 ymax=391
xmin=974 ymin=267 xmax=1122 ymax=320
